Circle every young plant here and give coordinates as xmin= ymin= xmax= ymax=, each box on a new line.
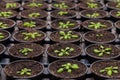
xmin=23 ymin=21 xmax=36 ymax=28
xmin=22 ymin=32 xmax=41 ymax=40
xmin=57 ymin=63 xmax=79 ymax=73
xmin=116 ymin=3 xmax=120 ymax=8
xmin=0 ymin=33 xmax=5 ymax=39
xmin=58 ymin=11 xmax=68 ymax=16
xmin=17 ymin=68 xmax=31 ymax=75
xmin=86 ymin=12 xmax=100 ymax=18
xmin=100 ymin=66 xmax=119 ymax=76
xmin=0 ymin=11 xmax=13 ymax=17
xmin=19 ymin=48 xmax=33 ymax=56
xmin=0 ymin=22 xmax=8 ymax=29
xmin=28 ymin=2 xmax=43 ymax=7
xmin=59 ymin=21 xmax=75 ymax=29
xmin=59 ymin=31 xmax=78 ymax=40
xmin=6 ymin=3 xmax=17 ymax=9
xmin=93 ymin=45 xmax=112 ymax=57
xmin=96 ymin=33 xmax=103 ymax=38
xmin=114 ymin=0 xmax=120 ymax=2
xmin=54 ymin=47 xmax=74 ymax=56
xmin=54 ymin=3 xmax=68 ymax=9
xmin=87 ymin=2 xmax=98 ymax=8
xmin=88 ymin=22 xmax=106 ymax=29
xmin=28 ymin=13 xmax=40 ymax=18
xmin=116 ymin=11 xmax=120 ymax=17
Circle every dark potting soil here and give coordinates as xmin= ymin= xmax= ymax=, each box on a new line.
xmin=115 ymin=20 xmax=120 ymax=29
xmin=107 ymin=2 xmax=120 ymax=10
xmin=0 ymin=30 xmax=10 ymax=41
xmin=110 ymin=10 xmax=120 ymax=18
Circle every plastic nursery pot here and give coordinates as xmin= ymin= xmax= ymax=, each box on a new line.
xmin=47 ymin=43 xmax=81 ymax=59
xmin=17 ymin=19 xmax=46 ymax=30
xmin=51 ymin=10 xmax=77 ymax=19
xmin=80 ymin=0 xmax=103 ymax=3
xmin=0 ymin=44 xmax=6 ymax=55
xmin=106 ymin=1 xmax=120 ymax=10
xmin=48 ymin=59 xmax=87 ymax=79
xmin=51 ymin=19 xmax=80 ymax=30
xmin=20 ymin=10 xmax=47 ymax=19
xmin=82 ymin=19 xmax=113 ymax=31
xmin=8 ymin=43 xmax=44 ymax=59
xmin=90 ymin=60 xmax=120 ymax=79
xmin=85 ymin=44 xmax=120 ymax=60
xmin=83 ymin=31 xmax=117 ymax=44
xmin=0 ymin=30 xmax=11 ymax=42
xmin=79 ymin=2 xmax=104 ymax=10
xmin=110 ymin=10 xmax=120 ymax=19
xmin=80 ymin=10 xmax=108 ymax=19
xmin=12 ymin=30 xmax=46 ymax=43
xmin=49 ymin=31 xmax=81 ymax=43
xmin=53 ymin=0 xmax=75 ymax=3
xmin=4 ymin=60 xmax=44 ymax=79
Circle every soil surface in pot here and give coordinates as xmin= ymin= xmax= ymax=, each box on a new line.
xmin=47 ymin=43 xmax=81 ymax=58
xmin=107 ymin=2 xmax=120 ymax=10
xmin=0 ymin=30 xmax=10 ymax=42
xmin=49 ymin=59 xmax=87 ymax=78
xmin=8 ymin=43 xmax=44 ymax=58
xmin=115 ymin=20 xmax=120 ymax=29
xmin=4 ymin=60 xmax=44 ymax=78
xmin=110 ymin=10 xmax=120 ymax=18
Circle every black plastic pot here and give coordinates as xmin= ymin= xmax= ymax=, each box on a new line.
xmin=0 ymin=30 xmax=11 ymax=42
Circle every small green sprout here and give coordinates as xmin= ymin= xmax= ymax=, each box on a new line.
xmin=58 ymin=11 xmax=68 ymax=16
xmin=59 ymin=21 xmax=75 ymax=29
xmin=88 ymin=22 xmax=106 ymax=29
xmin=0 ymin=11 xmax=13 ymax=17
xmin=19 ymin=48 xmax=33 ymax=56
xmin=114 ymin=0 xmax=120 ymax=2
xmin=87 ymin=2 xmax=98 ymax=8
xmin=22 ymin=32 xmax=41 ymax=40
xmin=86 ymin=12 xmax=100 ymax=18
xmin=17 ymin=68 xmax=31 ymax=76
xmin=96 ymin=33 xmax=103 ymax=38
xmin=59 ymin=31 xmax=78 ymax=40
xmin=0 ymin=22 xmax=8 ymax=29
xmin=93 ymin=45 xmax=112 ymax=56
xmin=100 ymin=66 xmax=119 ymax=76
xmin=28 ymin=2 xmax=43 ymax=7
xmin=28 ymin=13 xmax=40 ymax=18
xmin=54 ymin=47 xmax=74 ymax=56
xmin=0 ymin=33 xmax=5 ymax=39
xmin=54 ymin=3 xmax=68 ymax=9
xmin=23 ymin=21 xmax=36 ymax=28
xmin=6 ymin=3 xmax=17 ymax=9
xmin=116 ymin=3 xmax=120 ymax=8
xmin=57 ymin=63 xmax=79 ymax=73
xmin=116 ymin=11 xmax=120 ymax=17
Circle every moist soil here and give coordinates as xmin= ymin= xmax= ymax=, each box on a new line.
xmin=51 ymin=19 xmax=79 ymax=30
xmin=107 ymin=2 xmax=120 ymax=10
xmin=50 ymin=31 xmax=81 ymax=43
xmin=0 ymin=30 xmax=10 ymax=42
xmin=86 ymin=44 xmax=120 ymax=59
xmin=84 ymin=31 xmax=116 ymax=43
xmin=0 ymin=44 xmax=5 ymax=54
xmin=8 ymin=43 xmax=44 ymax=58
xmin=13 ymin=30 xmax=45 ymax=42
xmin=47 ymin=43 xmax=81 ymax=58
xmin=49 ymin=59 xmax=87 ymax=78
xmin=4 ymin=60 xmax=43 ymax=78
xmin=91 ymin=60 xmax=120 ymax=78
xmin=115 ymin=20 xmax=120 ymax=29
xmin=17 ymin=19 xmax=46 ymax=30
xmin=82 ymin=19 xmax=113 ymax=31
xmin=111 ymin=10 xmax=120 ymax=18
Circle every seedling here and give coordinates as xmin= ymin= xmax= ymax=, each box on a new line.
xmin=116 ymin=3 xmax=120 ymax=8
xmin=86 ymin=12 xmax=100 ymax=18
xmin=28 ymin=2 xmax=43 ymax=7
xmin=59 ymin=31 xmax=78 ymax=40
xmin=114 ymin=0 xmax=120 ymax=2
xmin=22 ymin=32 xmax=41 ymax=40
xmin=0 ymin=33 xmax=5 ymax=39
xmin=59 ymin=21 xmax=75 ymax=29
xmin=116 ymin=11 xmax=120 ymax=17
xmin=88 ymin=22 xmax=106 ymax=29
xmin=96 ymin=33 xmax=103 ymax=38
xmin=23 ymin=21 xmax=36 ymax=28
xmin=87 ymin=2 xmax=98 ymax=8
xmin=93 ymin=45 xmax=112 ymax=56
xmin=28 ymin=13 xmax=40 ymax=18
xmin=58 ymin=11 xmax=68 ymax=16
xmin=6 ymin=3 xmax=17 ymax=9
xmin=54 ymin=47 xmax=74 ymax=56
xmin=100 ymin=66 xmax=119 ymax=76
xmin=0 ymin=11 xmax=13 ymax=17
xmin=19 ymin=48 xmax=33 ymax=56
xmin=54 ymin=3 xmax=68 ymax=9
xmin=0 ymin=22 xmax=8 ymax=29
xmin=17 ymin=68 xmax=31 ymax=75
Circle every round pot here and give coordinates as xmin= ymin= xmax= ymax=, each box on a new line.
xmin=115 ymin=20 xmax=120 ymax=29
xmin=53 ymin=0 xmax=74 ymax=3
xmin=90 ymin=60 xmax=120 ymax=78
xmin=85 ymin=44 xmax=120 ymax=60
xmin=48 ymin=59 xmax=87 ymax=78
xmin=47 ymin=43 xmax=81 ymax=59
xmin=4 ymin=60 xmax=44 ymax=79
xmin=0 ymin=30 xmax=11 ymax=42
xmin=106 ymin=2 xmax=120 ymax=10
xmin=110 ymin=10 xmax=120 ymax=18
xmin=0 ymin=44 xmax=6 ymax=55
xmin=8 ymin=43 xmax=44 ymax=59
xmin=12 ymin=30 xmax=46 ymax=43
xmin=83 ymin=31 xmax=117 ymax=44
